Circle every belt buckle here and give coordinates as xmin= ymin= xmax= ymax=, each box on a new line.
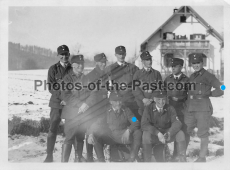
xmin=190 ymin=95 xmax=193 ymax=99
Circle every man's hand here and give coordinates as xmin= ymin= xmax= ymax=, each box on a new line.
xmin=164 ymin=132 xmax=171 ymax=142
xmin=87 ymin=134 xmax=95 ymax=145
xmin=157 ymin=132 xmax=165 ymax=144
xmin=121 ymin=129 xmax=130 ymax=144
xmin=60 ymin=100 xmax=66 ymax=106
xmin=78 ymin=103 xmax=89 ymax=113
xmin=143 ymin=98 xmax=153 ymax=106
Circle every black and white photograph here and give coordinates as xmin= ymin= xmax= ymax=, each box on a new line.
xmin=0 ymin=0 xmax=230 ymax=169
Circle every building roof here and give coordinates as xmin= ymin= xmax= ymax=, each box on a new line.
xmin=140 ymin=6 xmax=224 ymax=51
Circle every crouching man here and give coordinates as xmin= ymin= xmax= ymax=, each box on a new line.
xmin=141 ymin=90 xmax=187 ymax=162
xmin=87 ymin=92 xmax=142 ymax=162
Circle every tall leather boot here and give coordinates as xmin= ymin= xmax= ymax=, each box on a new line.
xmin=94 ymin=142 xmax=105 ymax=162
xmin=171 ymin=142 xmax=178 ymax=162
xmin=195 ymin=137 xmax=208 ymax=162
xmin=61 ymin=144 xmax=72 ymax=162
xmin=74 ymin=142 xmax=84 ymax=162
xmin=44 ymin=135 xmax=57 ymax=162
xmin=177 ymin=141 xmax=187 ymax=162
xmin=86 ymin=136 xmax=94 ymax=162
xmin=128 ymin=142 xmax=140 ymax=162
xmin=143 ymin=144 xmax=153 ymax=162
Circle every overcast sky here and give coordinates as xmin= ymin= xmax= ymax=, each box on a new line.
xmin=8 ymin=6 xmax=223 ymax=61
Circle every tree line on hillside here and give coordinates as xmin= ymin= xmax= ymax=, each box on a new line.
xmin=8 ymin=42 xmax=98 ymax=70
xmin=9 ymin=42 xmax=58 ymax=57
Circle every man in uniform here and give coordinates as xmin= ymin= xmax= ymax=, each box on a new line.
xmin=164 ymin=58 xmax=190 ymax=161
xmin=141 ymin=90 xmax=187 ymax=162
xmin=105 ymin=46 xmax=140 ymax=120
xmin=184 ymin=53 xmax=224 ymax=162
xmin=44 ymin=45 xmax=72 ymax=162
xmin=60 ymin=54 xmax=89 ymax=162
xmin=87 ymin=92 xmax=142 ymax=162
xmin=133 ymin=51 xmax=162 ymax=118
xmin=83 ymin=53 xmax=109 ymax=162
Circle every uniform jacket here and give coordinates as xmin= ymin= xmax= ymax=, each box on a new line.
xmin=84 ymin=66 xmax=109 ymax=102
xmin=60 ymin=69 xmax=91 ymax=119
xmin=164 ymin=73 xmax=189 ymax=113
xmin=141 ymin=103 xmax=182 ymax=137
xmin=186 ymin=68 xmax=224 ymax=112
xmin=83 ymin=66 xmax=109 ymax=129
xmin=105 ymin=62 xmax=139 ymax=102
xmin=133 ymin=68 xmax=162 ymax=100
xmin=47 ymin=61 xmax=72 ymax=109
xmin=88 ymin=105 xmax=140 ymax=135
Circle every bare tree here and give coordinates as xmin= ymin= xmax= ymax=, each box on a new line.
xmin=72 ymin=43 xmax=82 ymax=55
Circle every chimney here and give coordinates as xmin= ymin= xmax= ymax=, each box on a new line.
xmin=174 ymin=8 xmax=178 ymax=13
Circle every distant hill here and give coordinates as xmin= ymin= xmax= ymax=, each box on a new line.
xmin=8 ymin=42 xmax=95 ymax=70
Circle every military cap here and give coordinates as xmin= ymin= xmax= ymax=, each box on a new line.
xmin=190 ymin=53 xmax=203 ymax=64
xmin=57 ymin=45 xmax=69 ymax=55
xmin=115 ymin=46 xmax=126 ymax=55
xmin=154 ymin=90 xmax=167 ymax=98
xmin=109 ymin=92 xmax=122 ymax=101
xmin=94 ymin=53 xmax=107 ymax=62
xmin=171 ymin=58 xmax=184 ymax=67
xmin=140 ymin=51 xmax=152 ymax=60
xmin=70 ymin=55 xmax=84 ymax=64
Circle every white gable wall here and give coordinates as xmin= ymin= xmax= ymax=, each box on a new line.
xmin=136 ymin=15 xmax=222 ymax=73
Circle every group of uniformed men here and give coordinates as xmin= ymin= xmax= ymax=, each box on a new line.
xmin=43 ymin=44 xmax=224 ymax=163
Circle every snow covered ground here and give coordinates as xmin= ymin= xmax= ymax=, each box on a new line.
xmin=8 ymin=69 xmax=224 ymax=162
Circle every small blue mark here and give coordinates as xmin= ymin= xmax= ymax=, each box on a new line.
xmin=132 ymin=117 xmax=137 ymax=122
xmin=221 ymin=85 xmax=226 ymax=91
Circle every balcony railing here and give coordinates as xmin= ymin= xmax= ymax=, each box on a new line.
xmin=160 ymin=40 xmax=210 ymax=50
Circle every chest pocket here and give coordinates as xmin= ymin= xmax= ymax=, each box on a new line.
xmin=54 ymin=66 xmax=63 ymax=82
xmin=162 ymin=112 xmax=171 ymax=129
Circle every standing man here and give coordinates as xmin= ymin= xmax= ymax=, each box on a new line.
xmin=60 ymin=54 xmax=94 ymax=162
xmin=106 ymin=46 xmax=140 ymax=120
xmin=84 ymin=53 xmax=109 ymax=162
xmin=87 ymin=92 xmax=142 ymax=162
xmin=44 ymin=45 xmax=71 ymax=162
xmin=132 ymin=51 xmax=162 ymax=117
xmin=164 ymin=58 xmax=190 ymax=161
xmin=141 ymin=90 xmax=187 ymax=162
xmin=184 ymin=53 xmax=224 ymax=162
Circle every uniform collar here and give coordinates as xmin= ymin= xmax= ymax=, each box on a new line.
xmin=116 ymin=61 xmax=127 ymax=66
xmin=110 ymin=106 xmax=125 ymax=115
xmin=153 ymin=103 xmax=167 ymax=113
xmin=169 ymin=72 xmax=186 ymax=79
xmin=57 ymin=61 xmax=70 ymax=68
xmin=193 ymin=68 xmax=205 ymax=76
xmin=173 ymin=73 xmax=182 ymax=79
xmin=142 ymin=67 xmax=153 ymax=72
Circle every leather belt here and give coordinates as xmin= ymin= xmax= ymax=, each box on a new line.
xmin=189 ymin=95 xmax=209 ymax=100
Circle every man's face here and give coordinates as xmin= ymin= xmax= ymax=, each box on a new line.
xmin=115 ymin=53 xmax=126 ymax=63
xmin=172 ymin=65 xmax=182 ymax=75
xmin=96 ymin=61 xmax=107 ymax=71
xmin=154 ymin=97 xmax=166 ymax=108
xmin=110 ymin=100 xmax=122 ymax=110
xmin=58 ymin=52 xmax=70 ymax=63
xmin=192 ymin=62 xmax=203 ymax=72
xmin=142 ymin=59 xmax=152 ymax=68
xmin=72 ymin=63 xmax=84 ymax=74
